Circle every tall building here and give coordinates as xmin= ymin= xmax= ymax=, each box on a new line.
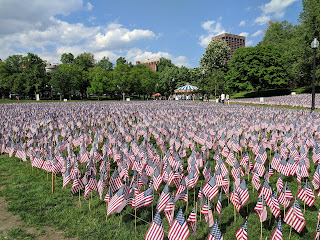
xmin=136 ymin=57 xmax=170 ymax=72
xmin=212 ymin=33 xmax=246 ymax=60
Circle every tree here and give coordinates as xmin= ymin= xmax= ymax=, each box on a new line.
xmin=299 ymin=0 xmax=320 ymax=84
xmin=97 ymin=56 xmax=114 ymax=70
xmin=261 ymin=21 xmax=306 ymax=88
xmin=200 ymin=39 xmax=230 ymax=73
xmin=87 ymin=74 xmax=104 ymax=100
xmin=156 ymin=59 xmax=175 ymax=72
xmin=60 ymin=53 xmax=74 ymax=64
xmin=116 ymin=57 xmax=126 ymax=66
xmin=74 ymin=52 xmax=95 ymax=71
xmin=50 ymin=64 xmax=81 ymax=100
xmin=113 ymin=64 xmax=131 ymax=100
xmin=226 ymin=46 xmax=289 ymax=92
xmin=23 ymin=53 xmax=47 ymax=98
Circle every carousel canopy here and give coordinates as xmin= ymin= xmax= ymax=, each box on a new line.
xmin=174 ymin=84 xmax=199 ymax=93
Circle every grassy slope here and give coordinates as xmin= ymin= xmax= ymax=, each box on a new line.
xmin=0 ymin=145 xmax=319 ymax=240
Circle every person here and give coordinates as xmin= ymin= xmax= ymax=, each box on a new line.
xmin=226 ymin=93 xmax=230 ymax=105
xmin=221 ymin=92 xmax=225 ymax=104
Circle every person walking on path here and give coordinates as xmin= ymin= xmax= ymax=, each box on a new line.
xmin=221 ymin=92 xmax=225 ymax=104
xmin=226 ymin=93 xmax=230 ymax=106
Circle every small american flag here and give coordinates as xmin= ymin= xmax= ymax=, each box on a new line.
xmin=145 ymin=210 xmax=164 ymax=240
xmin=207 ymin=221 xmax=223 ymax=240
xmin=270 ymin=216 xmax=282 ymax=240
xmin=157 ymin=183 xmax=170 ymax=212
xmin=235 ymin=219 xmax=247 ymax=240
xmin=203 ymin=175 xmax=219 ymax=201
xmin=168 ymin=208 xmax=190 ymax=240
xmin=107 ymin=185 xmax=125 ymax=215
xmin=283 ymin=199 xmax=306 ymax=233
xmin=187 ymin=207 xmax=197 ymax=236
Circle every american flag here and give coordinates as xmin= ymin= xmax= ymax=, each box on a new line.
xmin=259 ymin=177 xmax=272 ymax=202
xmin=145 ymin=210 xmax=164 ymax=240
xmin=168 ymin=208 xmax=190 ymax=240
xmin=216 ymin=191 xmax=222 ymax=215
xmin=251 ymin=169 xmax=261 ymax=191
xmin=283 ymin=200 xmax=306 ymax=233
xmin=270 ymin=216 xmax=282 ymax=240
xmin=203 ymin=175 xmax=219 ymax=201
xmin=207 ymin=221 xmax=223 ymax=240
xmin=109 ymin=168 xmax=123 ymax=192
xmin=312 ymin=165 xmax=320 ymax=190
xmin=63 ymin=167 xmax=71 ymax=188
xmin=71 ymin=172 xmax=84 ymax=194
xmin=104 ymin=187 xmax=113 ymax=203
xmin=254 ymin=195 xmax=267 ymax=222
xmin=152 ymin=166 xmax=163 ymax=191
xmin=297 ymin=181 xmax=316 ymax=207
xmin=276 ymin=174 xmax=283 ymax=193
xmin=107 ymin=185 xmax=125 ymax=216
xmin=201 ymin=197 xmax=214 ymax=227
xmin=187 ymin=207 xmax=197 ymax=236
xmin=157 ymin=183 xmax=170 ymax=212
xmin=164 ymin=194 xmax=175 ymax=226
xmin=135 ymin=185 xmax=153 ymax=209
xmin=175 ymin=188 xmax=188 ymax=203
xmin=237 ymin=179 xmax=249 ymax=207
xmin=235 ymin=219 xmax=247 ymax=240
xmin=88 ymin=171 xmax=98 ymax=191
xmin=268 ymin=190 xmax=280 ymax=219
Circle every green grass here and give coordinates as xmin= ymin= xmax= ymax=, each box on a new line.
xmin=230 ymin=86 xmax=320 ymax=99
xmin=0 ymin=150 xmax=319 ymax=240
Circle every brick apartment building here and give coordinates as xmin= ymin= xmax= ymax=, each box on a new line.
xmin=212 ymin=33 xmax=246 ymax=60
xmin=136 ymin=57 xmax=170 ymax=71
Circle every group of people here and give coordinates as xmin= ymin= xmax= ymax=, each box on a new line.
xmin=218 ymin=92 xmax=230 ymax=105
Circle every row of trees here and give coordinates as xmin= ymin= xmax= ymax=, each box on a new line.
xmin=0 ymin=0 xmax=318 ymax=99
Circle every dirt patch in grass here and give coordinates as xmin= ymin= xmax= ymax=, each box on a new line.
xmin=0 ymin=196 xmax=76 ymax=240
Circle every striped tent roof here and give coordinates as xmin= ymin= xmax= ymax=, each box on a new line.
xmin=174 ymin=84 xmax=199 ymax=93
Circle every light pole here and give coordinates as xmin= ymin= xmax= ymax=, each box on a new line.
xmin=172 ymin=78 xmax=175 ymax=99
xmin=202 ymin=69 xmax=205 ymax=101
xmin=311 ymin=38 xmax=319 ymax=112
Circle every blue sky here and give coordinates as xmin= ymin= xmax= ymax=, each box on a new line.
xmin=0 ymin=0 xmax=302 ymax=68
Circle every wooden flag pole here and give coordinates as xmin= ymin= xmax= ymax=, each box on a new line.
xmin=289 ymin=197 xmax=296 ymax=240
xmin=193 ymin=187 xmax=196 ymax=208
xmin=106 ymin=203 xmax=108 ymax=221
xmin=186 ymin=188 xmax=189 ymax=214
xmin=260 ymin=219 xmax=263 ymax=240
xmin=152 ymin=195 xmax=154 ymax=220
xmin=51 ymin=172 xmax=54 ymax=193
xmin=284 ymin=182 xmax=287 ymax=217
xmin=135 ymin=205 xmax=137 ymax=236
xmin=304 ymin=180 xmax=307 ymax=215
xmin=79 ymin=190 xmax=81 ymax=207
xmin=195 ymin=201 xmax=198 ymax=239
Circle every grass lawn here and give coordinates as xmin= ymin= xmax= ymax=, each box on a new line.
xmin=0 ymin=148 xmax=319 ymax=240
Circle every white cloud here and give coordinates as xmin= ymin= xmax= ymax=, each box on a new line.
xmin=127 ymin=48 xmax=190 ymax=67
xmin=0 ymin=0 xmax=186 ymax=68
xmin=239 ymin=32 xmax=249 ymax=38
xmin=239 ymin=21 xmax=246 ymax=27
xmin=87 ymin=2 xmax=94 ymax=11
xmin=254 ymin=0 xmax=298 ymax=25
xmin=0 ymin=0 xmax=86 ymax=35
xmin=246 ymin=40 xmax=253 ymax=47
xmin=199 ymin=18 xmax=226 ymax=47
xmin=254 ymin=15 xmax=271 ymax=25
xmin=93 ymin=23 xmax=156 ymax=51
xmin=252 ymin=30 xmax=263 ymax=37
